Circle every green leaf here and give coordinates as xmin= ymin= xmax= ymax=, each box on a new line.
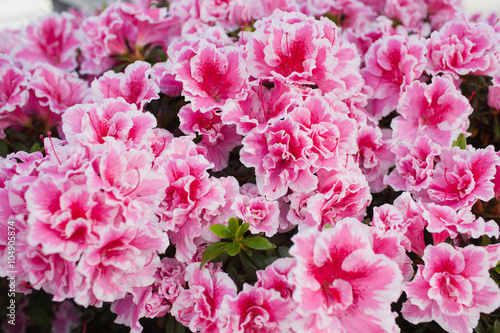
xmin=247 ymin=250 xmax=268 ymax=269
xmin=278 ymin=246 xmax=289 ymax=258
xmin=227 ymin=241 xmax=240 ymax=256
xmin=494 ymin=115 xmax=500 ymax=141
xmin=452 ymin=133 xmax=467 ymax=149
xmin=200 ymin=242 xmax=227 ymax=269
xmin=0 ymin=140 xmax=8 ymax=157
xmin=235 ymin=222 xmax=250 ymax=239
xmin=228 ymin=217 xmax=239 ymax=235
xmin=494 ymin=320 xmax=500 ymax=333
xmin=241 ymin=237 xmax=275 ymax=250
xmin=323 ymin=223 xmax=333 ymax=229
xmin=210 ymin=224 xmax=233 ymax=239
xmin=30 ymin=142 xmax=41 ymax=153
xmin=495 ymin=264 xmax=500 ymax=275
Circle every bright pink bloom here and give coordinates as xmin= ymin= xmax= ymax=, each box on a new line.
xmin=86 ymin=61 xmax=159 ymax=110
xmin=425 ymin=146 xmax=500 ymax=210
xmin=372 ymin=203 xmax=411 ymax=250
xmin=402 ymin=243 xmax=500 ymax=333
xmin=179 ymin=105 xmax=241 ymax=171
xmin=246 ymin=10 xmax=362 ymax=96
xmin=240 ymin=116 xmax=317 ymax=201
xmin=424 ymin=203 xmax=499 ymax=240
xmin=385 ymin=136 xmax=441 ymax=193
xmin=174 ymin=40 xmax=249 ymax=113
xmin=392 ymin=75 xmax=473 ymax=147
xmin=29 ymin=64 xmax=88 ymax=114
xmin=393 ymin=192 xmax=428 ymax=256
xmin=290 ymin=218 xmax=403 ymax=332
xmin=14 ymin=13 xmax=80 ymax=71
xmin=488 ymin=75 xmax=500 ymax=110
xmin=362 ymin=35 xmax=427 ymax=119
xmin=426 ymin=17 xmax=498 ymax=77
xmin=62 ymin=98 xmax=157 ymax=150
xmin=219 ymin=284 xmax=294 ymax=333
xmin=255 ymin=257 xmax=296 ymax=300
xmin=426 ymin=0 xmax=462 ymax=30
xmin=171 ymin=263 xmax=237 ymax=332
xmin=232 ymin=183 xmax=280 ymax=237
xmin=0 ymin=64 xmax=30 ymax=116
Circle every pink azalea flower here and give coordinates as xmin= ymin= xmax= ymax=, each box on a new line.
xmin=13 ymin=12 xmax=81 ymax=71
xmin=357 ymin=125 xmax=395 ymax=192
xmin=179 ymin=105 xmax=241 ymax=171
xmin=384 ymin=0 xmax=428 ymax=29
xmin=0 ymin=64 xmax=30 ymax=134
xmin=290 ymin=218 xmax=403 ymax=332
xmin=301 ymin=160 xmax=371 ymax=229
xmin=228 ymin=0 xmax=299 ymax=29
xmin=425 ymin=146 xmax=500 ymax=210
xmin=86 ymin=61 xmax=159 ymax=110
xmin=372 ymin=203 xmax=411 ymax=250
xmin=392 ymin=75 xmax=473 ymax=147
xmin=385 ymin=136 xmax=441 ymax=193
xmin=426 ymin=0 xmax=462 ymax=30
xmin=426 ymin=17 xmax=498 ymax=77
xmin=255 ymin=257 xmax=296 ymax=301
xmin=62 ymin=98 xmax=157 ymax=150
xmin=173 ymin=40 xmax=249 ymax=113
xmin=231 ymin=183 xmax=280 ymax=237
xmin=171 ymin=263 xmax=237 ymax=332
xmin=29 ymin=64 xmax=88 ymax=114
xmin=221 ymin=78 xmax=301 ymax=136
xmin=362 ymin=35 xmax=427 ymax=119
xmin=289 ymin=93 xmax=358 ymax=171
xmin=488 ymin=75 xmax=500 ymax=110
xmin=424 ymin=203 xmax=499 ymax=240
xmin=240 ymin=116 xmax=317 ymax=201
xmin=219 ymin=284 xmax=294 ymax=333
xmin=393 ymin=192 xmax=427 ymax=256
xmin=157 ymin=257 xmax=187 ymax=304
xmin=402 ymin=243 xmax=500 ymax=333
xmin=246 ymin=10 xmax=362 ymax=96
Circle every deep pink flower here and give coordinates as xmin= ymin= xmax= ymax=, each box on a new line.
xmin=290 ymin=218 xmax=403 ymax=332
xmin=219 ymin=284 xmax=294 ymax=333
xmin=171 ymin=263 xmax=237 ymax=332
xmin=86 ymin=61 xmax=159 ymax=110
xmin=426 ymin=17 xmax=498 ymax=77
xmin=425 ymin=146 xmax=500 ymax=210
xmin=14 ymin=12 xmax=80 ymax=71
xmin=385 ymin=136 xmax=441 ymax=193
xmin=392 ymin=75 xmax=473 ymax=147
xmin=240 ymin=116 xmax=317 ymax=201
xmin=402 ymin=243 xmax=500 ymax=333
xmin=362 ymin=35 xmax=427 ymax=119
xmin=174 ymin=40 xmax=249 ymax=113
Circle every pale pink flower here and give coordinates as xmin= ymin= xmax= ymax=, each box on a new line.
xmin=29 ymin=64 xmax=88 ymax=114
xmin=362 ymin=35 xmax=427 ymax=119
xmin=290 ymin=218 xmax=403 ymax=332
xmin=372 ymin=203 xmax=411 ymax=250
xmin=14 ymin=13 xmax=80 ymax=71
xmin=392 ymin=75 xmax=473 ymax=147
xmin=179 ymin=105 xmax=241 ymax=171
xmin=426 ymin=0 xmax=462 ymax=30
xmin=425 ymin=146 xmax=500 ymax=210
xmin=385 ymin=136 xmax=441 ymax=193
xmin=0 ymin=64 xmax=30 ymax=117
xmin=424 ymin=203 xmax=499 ymax=240
xmin=219 ymin=284 xmax=294 ymax=333
xmin=86 ymin=61 xmax=159 ymax=110
xmin=240 ymin=116 xmax=317 ymax=201
xmin=171 ymin=263 xmax=237 ymax=332
xmin=231 ymin=183 xmax=280 ymax=237
xmin=488 ymin=75 xmax=500 ymax=110
xmin=393 ymin=192 xmax=428 ymax=256
xmin=228 ymin=0 xmax=299 ymax=28
xmin=426 ymin=17 xmax=498 ymax=77
xmin=174 ymin=40 xmax=249 ymax=113
xmin=62 ymin=98 xmax=157 ymax=150
xmin=255 ymin=257 xmax=296 ymax=300
xmin=402 ymin=243 xmax=500 ymax=333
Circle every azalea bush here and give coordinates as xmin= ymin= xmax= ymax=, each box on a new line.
xmin=1 ymin=0 xmax=500 ymax=332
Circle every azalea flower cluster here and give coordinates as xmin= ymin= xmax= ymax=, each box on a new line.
xmin=1 ymin=0 xmax=500 ymax=332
